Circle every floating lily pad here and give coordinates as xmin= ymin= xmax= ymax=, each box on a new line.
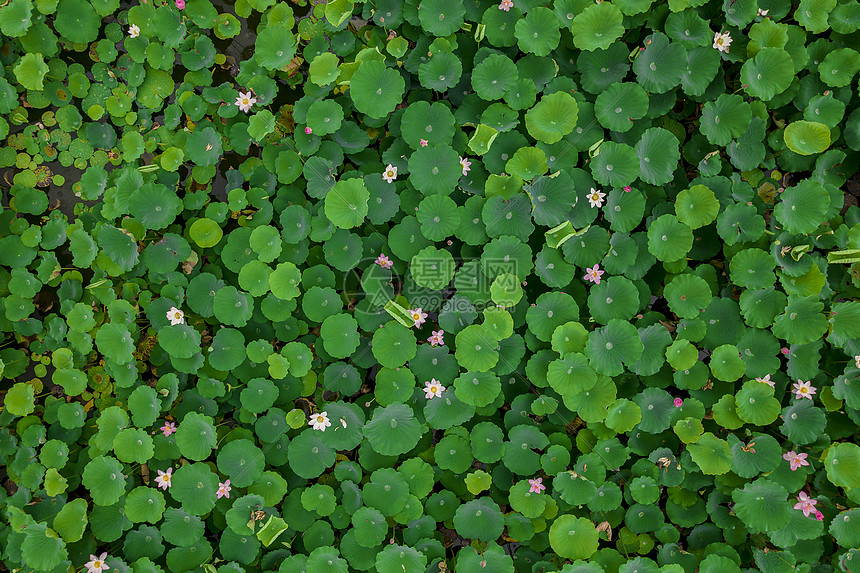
xmin=363 ymin=404 xmax=423 ymax=457
xmin=525 ymin=91 xmax=578 ymax=144
xmin=549 ymin=515 xmax=599 ymax=560
xmin=325 ymin=178 xmax=369 ymax=229
xmin=453 ymin=498 xmax=505 ymax=542
xmin=350 ymin=60 xmax=405 ymax=119
xmin=636 ymin=127 xmax=681 ymax=186
xmin=784 ymin=120 xmax=831 ymax=155
xmin=408 ymin=145 xmax=462 ymax=196
xmin=647 ymin=214 xmax=694 ymax=262
xmin=515 ymin=7 xmax=560 ymax=56
xmin=255 ymin=25 xmax=296 ymax=70
xmin=591 ymin=142 xmax=639 ymax=187
xmin=472 ymin=54 xmax=518 ymax=101
xmin=571 ymin=3 xmax=625 ymax=52
xmin=595 ymin=83 xmax=649 ymax=132
xmin=731 ymin=479 xmax=791 ymax=533
xmin=675 ymin=184 xmax=719 ymax=229
xmin=741 ymin=48 xmax=794 ymax=100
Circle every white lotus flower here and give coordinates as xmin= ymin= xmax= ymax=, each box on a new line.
xmin=166 ymin=307 xmax=185 ymax=325
xmin=586 ymin=188 xmax=606 ymax=208
xmin=382 ymin=164 xmax=398 ymax=183
xmin=234 ymin=90 xmax=257 ymax=113
xmin=85 ymin=553 xmax=110 ymax=573
xmin=713 ymin=31 xmax=732 ymax=53
xmin=309 ymin=411 xmax=332 ymax=431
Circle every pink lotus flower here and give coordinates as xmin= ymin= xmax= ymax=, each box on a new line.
xmin=85 ymin=553 xmax=110 ymax=573
xmin=528 ymin=477 xmax=545 ymax=494
xmin=156 ymin=467 xmax=172 ymax=490
xmin=420 ymin=139 xmax=428 ymax=147
xmin=814 ymin=509 xmax=824 ymax=521
xmin=305 ymin=127 xmax=312 ymax=134
xmin=793 ymin=380 xmax=817 ymax=400
xmin=375 ymin=253 xmax=394 ymax=269
xmin=459 ymin=156 xmax=472 ymax=176
xmin=781 ymin=347 xmax=790 ymax=356
xmin=175 ymin=0 xmax=185 ymax=8
xmin=499 ymin=0 xmax=514 ymax=10
xmin=159 ymin=421 xmax=177 ymax=437
xmin=783 ymin=450 xmax=809 ymax=471
xmin=794 ymin=491 xmax=818 ymax=517
xmin=409 ymin=307 xmax=428 ymax=328
xmin=755 ymin=374 xmax=775 ymax=388
xmin=428 ymin=329 xmax=444 ymax=347
xmin=583 ymin=264 xmax=604 ymax=285
xmin=217 ymin=480 xmax=232 ymax=500
xmin=424 ymin=379 xmax=445 ymax=399
xmin=673 ymin=398 xmax=683 ymax=407
xmin=623 ymin=186 xmax=631 ymax=192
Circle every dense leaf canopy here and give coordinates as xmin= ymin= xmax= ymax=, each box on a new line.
xmin=1 ymin=0 xmax=860 ymax=572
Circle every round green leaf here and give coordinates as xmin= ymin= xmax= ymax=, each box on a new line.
xmin=741 ymin=48 xmax=794 ymax=101
xmin=571 ymin=3 xmax=625 ymax=51
xmin=595 ymin=83 xmax=649 ymax=132
xmin=525 ymin=91 xmax=578 ymax=144
xmin=647 ymin=214 xmax=693 ymax=262
xmin=825 ymin=443 xmax=860 ymax=489
xmin=350 ymin=60 xmax=405 ymax=119
xmin=675 ymin=184 xmax=720 ymax=229
xmin=170 ymin=462 xmax=219 ymax=516
xmin=784 ymin=120 xmax=831 ymax=155
xmin=362 ymin=404 xmax=423 ymax=457
xmin=453 ymin=498 xmax=505 ymax=542
xmin=82 ymin=456 xmax=127 ymax=506
xmin=255 ymin=25 xmax=296 ymax=70
xmin=126 ymin=486 xmax=166 ymax=524
xmin=549 ymin=515 xmax=599 ymax=560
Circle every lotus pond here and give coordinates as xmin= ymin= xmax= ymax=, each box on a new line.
xmin=2 ymin=0 xmax=860 ymax=572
